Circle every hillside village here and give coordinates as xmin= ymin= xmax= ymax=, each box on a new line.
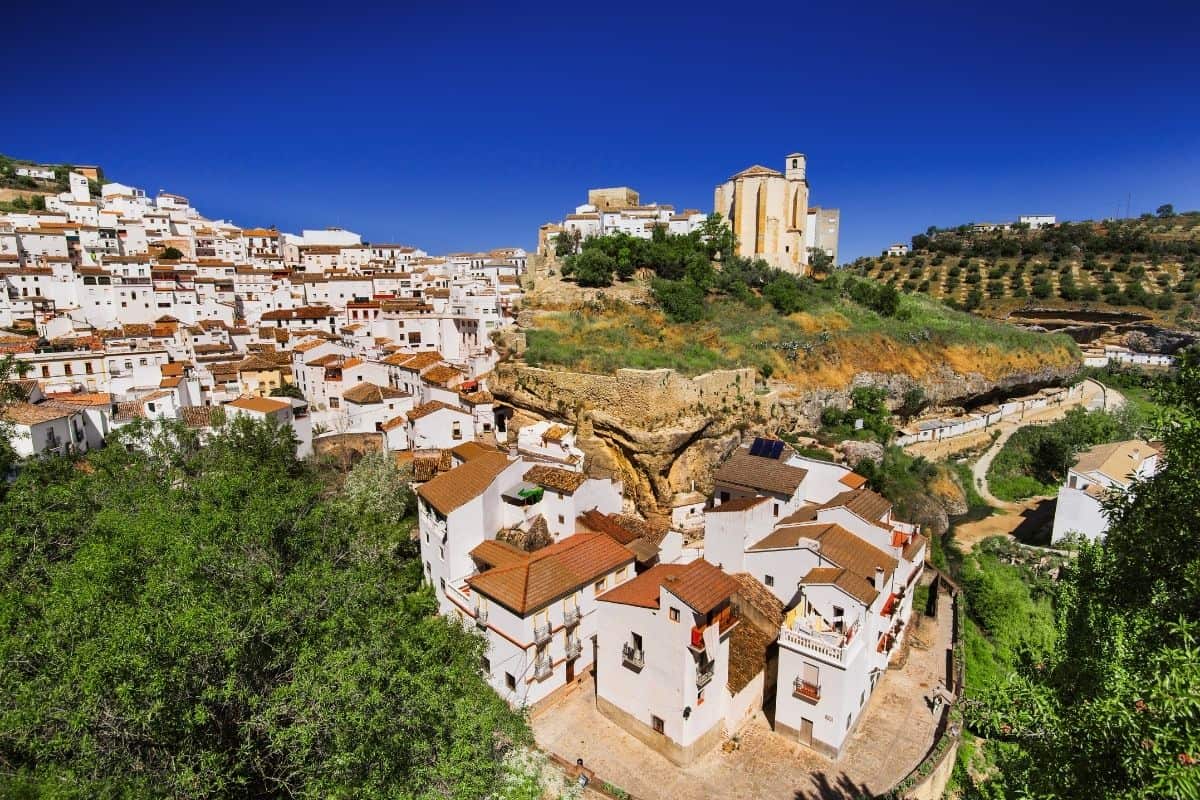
xmin=0 ymin=155 xmax=1191 ymax=800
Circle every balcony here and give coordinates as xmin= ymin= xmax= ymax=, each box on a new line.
xmin=534 ymin=622 xmax=551 ymax=645
xmin=566 ymin=637 xmax=582 ymax=659
xmin=533 ymin=657 xmax=553 ymax=682
xmin=688 ymin=626 xmax=706 ymax=654
xmin=779 ymin=624 xmax=849 ymax=667
xmin=696 ymin=665 xmax=714 ymax=689
xmin=563 ymin=606 xmax=581 ymax=627
xmin=793 ymin=678 xmax=821 ymax=702
xmin=622 ymin=643 xmax=644 ymax=670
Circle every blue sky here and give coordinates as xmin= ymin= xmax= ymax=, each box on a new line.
xmin=3 ymin=1 xmax=1198 ymax=260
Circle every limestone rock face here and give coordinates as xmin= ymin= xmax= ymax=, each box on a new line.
xmin=840 ymin=440 xmax=884 ymax=467
xmin=491 ymin=359 xmax=1078 ymax=517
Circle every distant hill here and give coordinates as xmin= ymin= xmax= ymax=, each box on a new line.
xmin=850 ymin=214 xmax=1200 ymax=327
xmin=0 ymin=154 xmax=106 ymax=212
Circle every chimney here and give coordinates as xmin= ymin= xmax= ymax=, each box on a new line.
xmin=875 ymin=566 xmax=885 ymax=590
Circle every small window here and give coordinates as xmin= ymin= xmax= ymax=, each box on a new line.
xmin=669 ymin=607 xmax=680 ymax=623
xmin=615 ymin=567 xmax=627 ymax=581
xmin=439 ymin=578 xmax=445 ymax=591
xmin=651 ymin=715 xmax=664 ymax=734
xmin=765 ymin=575 xmax=775 ymax=587
xmin=594 ymin=578 xmax=607 ymax=593
xmin=719 ymin=491 xmax=730 ymax=503
xmin=557 ymin=514 xmax=564 ymax=524
xmin=505 ymin=673 xmax=516 ymax=691
xmin=773 ymin=503 xmax=780 ymax=517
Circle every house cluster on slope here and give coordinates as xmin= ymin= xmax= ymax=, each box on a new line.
xmin=0 ymin=167 xmax=527 ymax=460
xmin=417 ymin=435 xmax=926 ymax=763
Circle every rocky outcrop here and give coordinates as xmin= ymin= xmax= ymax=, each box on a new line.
xmin=491 ymin=357 xmax=1079 ymax=517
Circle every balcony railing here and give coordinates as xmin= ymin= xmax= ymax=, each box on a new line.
xmin=563 ymin=606 xmax=581 ymax=627
xmin=779 ymin=626 xmax=848 ymax=666
xmin=793 ymin=678 xmax=821 ymax=701
xmin=533 ymin=657 xmax=553 ymax=681
xmin=622 ymin=643 xmax=644 ymax=670
xmin=566 ymin=637 xmax=582 ymax=659
xmin=533 ymin=622 xmax=551 ymax=645
xmin=697 ymin=665 xmax=714 ymax=689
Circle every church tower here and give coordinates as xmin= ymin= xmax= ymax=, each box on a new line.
xmin=785 ymin=153 xmax=807 ymax=183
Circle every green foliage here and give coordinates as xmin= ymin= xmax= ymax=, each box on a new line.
xmin=967 ymin=353 xmax=1200 ymax=798
xmin=269 ymin=382 xmax=305 ymax=400
xmin=0 ymin=417 xmax=528 ymax=798
xmin=554 ymin=230 xmax=580 ymax=258
xmin=159 ymin=246 xmax=184 ymax=260
xmin=854 ymin=446 xmax=937 ymax=517
xmin=651 ymin=278 xmax=706 ymax=323
xmin=986 ymin=407 xmax=1141 ymax=501
xmin=564 ymin=248 xmax=616 ymax=287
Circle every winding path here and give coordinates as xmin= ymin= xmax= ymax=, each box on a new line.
xmin=970 ymin=378 xmax=1126 ymax=510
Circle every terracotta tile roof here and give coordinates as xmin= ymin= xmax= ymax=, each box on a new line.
xmin=467 ymin=532 xmax=634 ymax=615
xmin=407 ymin=400 xmax=470 ymax=421
xmin=160 ymin=362 xmax=185 ymax=376
xmin=261 ymin=305 xmax=334 ymax=321
xmin=381 ymin=415 xmax=407 ymax=432
xmin=179 ymin=405 xmax=218 ymax=429
xmin=727 ymin=608 xmax=777 ymax=694
xmin=709 ymin=496 xmax=769 ymax=514
xmin=714 ymin=448 xmax=807 ymax=497
xmin=342 ymin=382 xmax=409 ymax=404
xmin=838 ymin=472 xmax=868 ymax=489
xmin=469 ymin=539 xmax=531 ymax=570
xmin=390 ymin=350 xmax=444 ymax=371
xmin=417 ymin=451 xmax=512 ymax=515
xmin=801 ymin=566 xmax=879 ymax=606
xmin=450 ymin=440 xmax=503 ymax=462
xmin=1072 ymin=439 xmax=1154 ymax=486
xmin=226 ymin=396 xmax=290 ymax=414
xmin=1 ymin=402 xmax=74 ymax=425
xmin=421 ymin=364 xmax=462 ymax=386
xmin=237 ymin=354 xmax=285 ymax=372
xmin=817 ymin=488 xmax=892 ymax=522
xmin=45 ymin=392 xmax=111 ymax=406
xmin=903 ymin=534 xmax=927 ymax=562
xmin=731 ymin=573 xmax=784 ymax=628
xmin=750 ymin=521 xmax=897 ymax=584
xmin=523 ymin=465 xmax=588 ymax=494
xmin=460 ymin=390 xmax=494 ymax=405
xmin=599 ymin=559 xmax=737 ymax=614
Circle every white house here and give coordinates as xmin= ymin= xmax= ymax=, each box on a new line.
xmin=1 ymin=402 xmax=87 ymax=458
xmin=461 ymin=533 xmax=636 ymax=708
xmin=1050 ymin=439 xmax=1160 ymax=544
xmin=595 ymin=559 xmax=741 ymax=765
xmin=224 ymin=395 xmax=312 ymax=458
xmin=516 ymin=420 xmax=586 ymax=469
xmin=886 ymin=243 xmax=910 ymax=257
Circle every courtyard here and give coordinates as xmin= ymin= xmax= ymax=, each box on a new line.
xmin=532 ymin=589 xmax=954 ymax=800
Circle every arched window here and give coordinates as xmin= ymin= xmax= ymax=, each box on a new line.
xmin=792 ymin=159 xmax=798 ymax=168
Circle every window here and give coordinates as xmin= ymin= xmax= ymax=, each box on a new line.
xmin=452 ymin=421 xmax=462 ymax=440
xmin=85 ymin=362 xmax=93 ymax=374
xmin=439 ymin=578 xmax=445 ymax=591
xmin=765 ymin=575 xmax=775 ymax=587
xmin=505 ymin=673 xmax=516 ymax=691
xmin=651 ymin=715 xmax=664 ymax=734
xmin=557 ymin=514 xmax=564 ymax=524
xmin=719 ymin=491 xmax=730 ymax=503
xmin=64 ymin=363 xmax=73 ymax=376
xmin=330 ymin=397 xmax=339 ymax=409
xmin=482 ymin=656 xmax=490 ymax=672
xmin=41 ymin=365 xmax=49 ymax=378
xmin=615 ymin=567 xmax=627 ymax=582
xmin=773 ymin=503 xmax=780 ymax=517
xmin=594 ymin=577 xmax=607 ymax=593
xmin=669 ymin=607 xmax=680 ymax=623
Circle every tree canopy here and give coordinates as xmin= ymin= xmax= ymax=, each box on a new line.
xmin=967 ymin=350 xmax=1200 ymax=799
xmin=0 ymin=417 xmax=529 ymax=798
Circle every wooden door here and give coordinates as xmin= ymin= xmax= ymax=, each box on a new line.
xmin=799 ymin=718 xmax=814 ymax=746
xmin=566 ymin=659 xmax=575 ymax=683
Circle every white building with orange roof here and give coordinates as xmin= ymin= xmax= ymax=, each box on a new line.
xmin=224 ymin=394 xmax=312 ymax=458
xmin=595 ymin=559 xmax=741 ymax=765
xmin=1051 ymin=439 xmax=1160 ymax=544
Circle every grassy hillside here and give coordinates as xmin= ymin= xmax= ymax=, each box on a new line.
xmin=852 ymin=214 xmax=1200 ymax=327
xmin=522 ymin=272 xmax=1078 ymax=388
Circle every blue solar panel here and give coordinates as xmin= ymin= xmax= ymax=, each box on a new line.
xmin=768 ymin=439 xmax=784 ymax=459
xmin=749 ymin=437 xmax=783 ymax=459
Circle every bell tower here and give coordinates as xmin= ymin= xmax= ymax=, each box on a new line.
xmin=785 ymin=153 xmax=807 ymax=183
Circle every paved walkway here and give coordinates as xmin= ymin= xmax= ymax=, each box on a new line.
xmin=533 ymin=592 xmax=954 ymax=800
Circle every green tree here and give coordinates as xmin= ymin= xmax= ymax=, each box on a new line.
xmin=554 ymin=230 xmax=580 ymax=258
xmin=269 ymin=382 xmax=305 ymax=400
xmin=159 ymin=246 xmax=185 ymax=260
xmin=0 ymin=417 xmax=529 ymax=798
xmin=807 ymin=248 xmax=835 ymax=275
xmin=1156 ymin=203 xmax=1175 ymax=218
xmin=567 ymin=248 xmax=616 ymax=287
xmin=969 ymin=350 xmax=1200 ymax=799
